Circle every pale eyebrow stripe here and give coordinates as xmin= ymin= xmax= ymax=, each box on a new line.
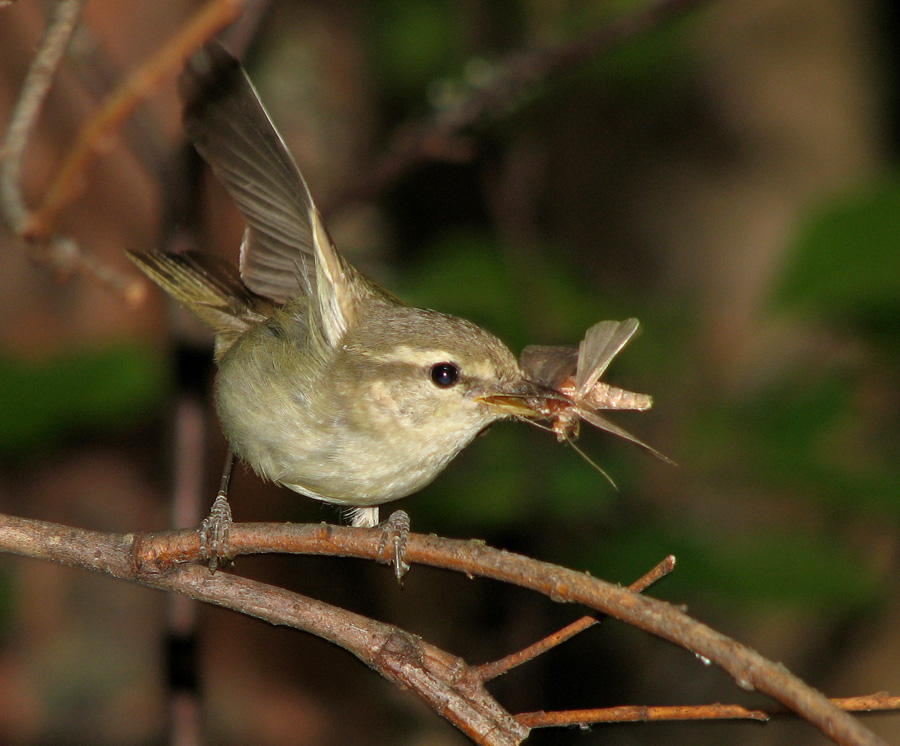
xmin=365 ymin=345 xmax=455 ymax=365
xmin=364 ymin=346 xmax=497 ymax=381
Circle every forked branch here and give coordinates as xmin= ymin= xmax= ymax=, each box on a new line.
xmin=0 ymin=513 xmax=893 ymax=746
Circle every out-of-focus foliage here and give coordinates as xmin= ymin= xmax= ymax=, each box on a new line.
xmin=775 ymin=176 xmax=900 ymax=350
xmin=0 ymin=343 xmax=169 ymax=457
xmin=580 ymin=524 xmax=880 ymax=612
xmin=395 ymin=229 xmax=608 ymax=346
xmin=365 ymin=0 xmax=465 ymax=97
xmin=691 ymin=369 xmax=900 ymax=515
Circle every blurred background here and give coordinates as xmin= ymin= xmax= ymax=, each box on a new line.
xmin=1 ymin=0 xmax=899 ymax=744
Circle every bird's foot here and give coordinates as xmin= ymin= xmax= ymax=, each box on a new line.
xmin=199 ymin=492 xmax=233 ymax=571
xmin=378 ymin=510 xmax=410 ymax=584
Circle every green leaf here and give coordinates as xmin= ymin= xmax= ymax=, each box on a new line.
xmin=396 ymin=228 xmax=646 ymax=350
xmin=687 ymin=368 xmax=900 ymax=517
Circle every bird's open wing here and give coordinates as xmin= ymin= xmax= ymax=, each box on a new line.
xmin=178 ymin=41 xmax=317 ymax=303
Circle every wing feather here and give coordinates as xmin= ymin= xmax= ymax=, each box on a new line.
xmin=178 ymin=42 xmax=317 ymax=303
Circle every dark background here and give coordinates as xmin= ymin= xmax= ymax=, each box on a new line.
xmin=1 ymin=1 xmax=899 ymax=744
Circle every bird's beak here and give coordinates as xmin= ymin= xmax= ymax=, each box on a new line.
xmin=475 ymin=379 xmax=564 ymax=419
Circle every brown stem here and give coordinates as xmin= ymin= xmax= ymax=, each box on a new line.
xmin=0 ymin=0 xmax=244 ymax=300
xmin=518 ymin=693 xmax=900 ymax=729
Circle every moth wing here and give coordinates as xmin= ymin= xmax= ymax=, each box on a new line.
xmin=576 ymin=318 xmax=641 ymax=396
xmin=519 ymin=345 xmax=578 ymax=389
xmin=578 ymin=408 xmax=675 ymax=465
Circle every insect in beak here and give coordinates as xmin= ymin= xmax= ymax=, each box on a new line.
xmin=476 ymin=380 xmax=564 ymax=418
xmin=482 ymin=318 xmax=675 ymax=483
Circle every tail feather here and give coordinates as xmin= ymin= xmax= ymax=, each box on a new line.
xmin=128 ymin=250 xmax=273 ymax=356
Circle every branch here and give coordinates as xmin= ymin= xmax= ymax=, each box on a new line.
xmin=0 ymin=513 xmax=892 ymax=746
xmin=0 ymin=514 xmax=526 ymax=745
xmin=474 ymin=555 xmax=676 ymax=681
xmin=2 ymin=0 xmax=709 ymax=293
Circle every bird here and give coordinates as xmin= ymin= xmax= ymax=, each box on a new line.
xmin=128 ymin=42 xmax=667 ymax=572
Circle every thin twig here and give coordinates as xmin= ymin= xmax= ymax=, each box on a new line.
xmin=474 ymin=555 xmax=676 ymax=681
xmin=520 ymin=703 xmax=772 ymax=727
xmin=517 ymin=693 xmax=900 ymax=729
xmin=0 ymin=0 xmax=87 ymax=231
xmin=0 ymin=0 xmax=244 ymax=301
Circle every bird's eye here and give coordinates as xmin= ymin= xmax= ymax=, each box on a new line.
xmin=430 ymin=362 xmax=460 ymax=388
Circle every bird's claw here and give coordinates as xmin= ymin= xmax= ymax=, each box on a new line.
xmin=378 ymin=510 xmax=410 ymax=583
xmin=199 ymin=492 xmax=233 ymax=571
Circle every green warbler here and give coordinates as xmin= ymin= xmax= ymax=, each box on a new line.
xmin=129 ymin=43 xmax=664 ymax=552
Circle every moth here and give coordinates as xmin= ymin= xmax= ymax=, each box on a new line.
xmin=488 ymin=318 xmax=673 ymax=482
